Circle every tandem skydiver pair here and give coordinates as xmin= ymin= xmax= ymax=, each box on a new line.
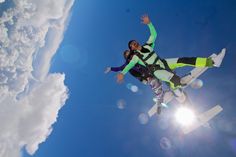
xmin=105 ymin=14 xmax=225 ymax=114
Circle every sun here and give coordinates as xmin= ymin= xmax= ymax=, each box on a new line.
xmin=175 ymin=107 xmax=196 ymax=126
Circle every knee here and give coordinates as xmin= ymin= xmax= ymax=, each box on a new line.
xmin=170 ymin=75 xmax=181 ymax=86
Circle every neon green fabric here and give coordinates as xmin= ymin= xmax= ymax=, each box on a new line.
xmin=146 ymin=22 xmax=157 ymax=48
xmin=167 ymin=58 xmax=212 ymax=70
xmin=121 ymin=55 xmax=146 ymax=75
xmin=196 ymin=58 xmax=208 ymax=67
xmin=153 ymin=70 xmax=180 ymax=90
xmin=206 ymin=58 xmax=214 ymax=67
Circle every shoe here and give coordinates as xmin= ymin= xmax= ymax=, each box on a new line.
xmin=211 ymin=48 xmax=226 ymax=67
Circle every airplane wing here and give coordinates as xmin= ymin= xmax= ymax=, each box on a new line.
xmin=182 ymin=105 xmax=223 ymax=134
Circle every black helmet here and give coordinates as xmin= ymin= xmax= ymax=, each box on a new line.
xmin=128 ymin=40 xmax=136 ymax=50
xmin=123 ymin=50 xmax=138 ymax=61
xmin=123 ymin=50 xmax=130 ymax=59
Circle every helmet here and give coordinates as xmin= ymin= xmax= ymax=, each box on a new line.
xmin=123 ymin=50 xmax=130 ymax=59
xmin=128 ymin=40 xmax=136 ymax=50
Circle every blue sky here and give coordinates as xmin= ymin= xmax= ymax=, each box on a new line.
xmin=24 ymin=0 xmax=236 ymax=157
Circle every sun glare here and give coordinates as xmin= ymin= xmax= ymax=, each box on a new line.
xmin=175 ymin=107 xmax=196 ymax=126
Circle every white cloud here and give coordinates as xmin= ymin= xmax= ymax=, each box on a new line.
xmin=0 ymin=0 xmax=74 ymax=156
xmin=0 ymin=0 xmax=5 ymax=3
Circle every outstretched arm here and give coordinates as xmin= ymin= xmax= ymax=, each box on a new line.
xmin=104 ymin=62 xmax=128 ymax=74
xmin=121 ymin=55 xmax=139 ymax=75
xmin=116 ymin=55 xmax=140 ymax=83
xmin=141 ymin=14 xmax=157 ymax=48
xmin=111 ymin=62 xmax=128 ymax=72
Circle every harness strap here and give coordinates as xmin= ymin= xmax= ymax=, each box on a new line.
xmin=153 ymin=56 xmax=159 ymax=64
xmin=143 ymin=51 xmax=155 ymax=61
xmin=161 ymin=59 xmax=172 ymax=72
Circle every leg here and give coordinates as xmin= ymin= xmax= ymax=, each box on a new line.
xmin=147 ymin=78 xmax=163 ymax=100
xmin=172 ymin=88 xmax=187 ymax=103
xmin=153 ymin=69 xmax=182 ymax=90
xmin=165 ymin=57 xmax=214 ymax=70
xmin=147 ymin=78 xmax=163 ymax=114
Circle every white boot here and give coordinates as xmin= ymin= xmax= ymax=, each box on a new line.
xmin=212 ymin=48 xmax=226 ymax=67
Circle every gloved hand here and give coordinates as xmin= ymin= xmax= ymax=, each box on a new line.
xmin=104 ymin=67 xmax=111 ymax=74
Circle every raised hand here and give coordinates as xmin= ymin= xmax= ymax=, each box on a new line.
xmin=141 ymin=14 xmax=151 ymax=25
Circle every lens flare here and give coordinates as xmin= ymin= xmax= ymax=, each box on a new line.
xmin=117 ymin=99 xmax=126 ymax=110
xmin=138 ymin=113 xmax=149 ymax=125
xmin=130 ymin=85 xmax=138 ymax=93
xmin=160 ymin=137 xmax=172 ymax=150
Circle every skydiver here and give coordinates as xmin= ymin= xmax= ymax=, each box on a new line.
xmin=116 ymin=14 xmax=225 ymax=90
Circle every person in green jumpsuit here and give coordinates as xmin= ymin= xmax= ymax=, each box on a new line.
xmin=117 ymin=14 xmax=216 ymax=90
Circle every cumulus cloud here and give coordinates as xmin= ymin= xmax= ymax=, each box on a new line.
xmin=0 ymin=0 xmax=74 ymax=156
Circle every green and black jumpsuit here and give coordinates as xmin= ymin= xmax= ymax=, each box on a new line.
xmin=122 ymin=22 xmax=214 ymax=89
